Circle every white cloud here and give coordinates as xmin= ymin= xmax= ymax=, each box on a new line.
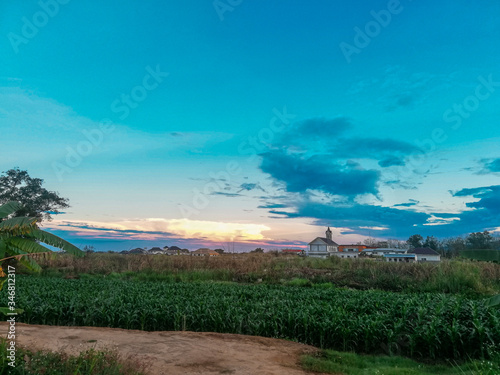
xmin=423 ymin=215 xmax=461 ymax=226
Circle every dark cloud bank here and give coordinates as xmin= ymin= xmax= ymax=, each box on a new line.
xmin=257 ymin=118 xmax=500 ymax=238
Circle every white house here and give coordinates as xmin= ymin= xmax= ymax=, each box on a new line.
xmin=332 ymin=251 xmax=359 ymax=259
xmin=382 ymin=247 xmax=441 ymax=262
xmin=308 ymin=227 xmax=339 ymax=258
xmin=408 ymin=247 xmax=441 ymax=262
xmin=147 ymin=247 xmax=165 ymax=255
xmin=383 ymin=253 xmax=416 ymax=263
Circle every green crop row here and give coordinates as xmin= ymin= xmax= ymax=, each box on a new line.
xmin=2 ymin=276 xmax=499 ymax=361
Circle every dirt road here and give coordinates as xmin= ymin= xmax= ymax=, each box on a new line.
xmin=0 ymin=323 xmax=325 ymax=375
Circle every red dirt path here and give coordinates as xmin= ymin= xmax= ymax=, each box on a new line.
xmin=1 ymin=323 xmax=328 ymax=375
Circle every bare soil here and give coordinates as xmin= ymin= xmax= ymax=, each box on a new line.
xmin=1 ymin=323 xmax=326 ymax=375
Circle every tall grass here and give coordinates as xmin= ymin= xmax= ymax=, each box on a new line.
xmin=34 ymin=253 xmax=500 ymax=296
xmin=0 ymin=339 xmax=150 ymax=375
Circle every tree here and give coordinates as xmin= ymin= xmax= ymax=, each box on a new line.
xmin=250 ymin=248 xmax=264 ymax=253
xmin=407 ymin=234 xmax=423 ymax=249
xmin=386 ymin=239 xmax=408 ymax=249
xmin=83 ymin=245 xmax=95 ymax=253
xmin=363 ymin=238 xmax=390 ymax=248
xmin=0 ymin=201 xmax=83 ymax=272
xmin=492 ymin=235 xmax=500 ymax=250
xmin=441 ymin=237 xmax=466 ymax=258
xmin=363 ymin=238 xmax=378 ymax=247
xmin=466 ymin=231 xmax=493 ymax=249
xmin=423 ymin=236 xmax=440 ymax=251
xmin=0 ymin=168 xmax=69 ymax=221
xmin=214 ymin=248 xmax=224 ymax=254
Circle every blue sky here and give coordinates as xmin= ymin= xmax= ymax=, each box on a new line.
xmin=1 ymin=0 xmax=499 ymax=251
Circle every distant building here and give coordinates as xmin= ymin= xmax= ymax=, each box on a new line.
xmin=381 ymin=247 xmax=440 ymax=262
xmin=306 ymin=228 xmax=433 ymax=261
xmin=383 ymin=253 xmax=416 ymax=263
xmin=191 ymin=248 xmax=220 ymax=257
xmin=408 ymin=247 xmax=441 ymax=262
xmin=362 ymin=248 xmax=407 ymax=256
xmin=308 ymin=227 xmax=339 ymax=258
xmin=147 ymin=247 xmax=164 ymax=254
xmin=331 ymin=251 xmax=359 ymax=259
xmin=165 ymin=248 xmax=190 ymax=255
xmin=338 ymin=244 xmax=367 ymax=253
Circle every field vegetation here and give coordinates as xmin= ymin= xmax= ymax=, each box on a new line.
xmin=2 ymin=275 xmax=499 ymax=362
xmin=0 ymin=339 xmax=150 ymax=375
xmin=6 ymin=246 xmax=500 ymax=373
xmin=300 ymin=349 xmax=500 ymax=375
xmin=35 ymin=252 xmax=500 ymax=296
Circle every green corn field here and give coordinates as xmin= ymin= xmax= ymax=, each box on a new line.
xmin=3 ymin=276 xmax=499 ymax=361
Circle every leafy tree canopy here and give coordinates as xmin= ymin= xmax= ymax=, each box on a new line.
xmin=0 ymin=201 xmax=83 ymax=272
xmin=406 ymin=234 xmax=423 ymax=249
xmin=0 ymin=168 xmax=69 ymax=221
xmin=423 ymin=236 xmax=439 ymax=250
xmin=251 ymin=247 xmax=264 ymax=253
xmin=466 ymin=230 xmax=493 ymax=249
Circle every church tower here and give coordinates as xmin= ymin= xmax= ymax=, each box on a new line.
xmin=325 ymin=226 xmax=332 ymax=240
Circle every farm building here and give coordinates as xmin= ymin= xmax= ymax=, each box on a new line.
xmin=338 ymin=244 xmax=367 ymax=253
xmin=308 ymin=227 xmax=339 ymax=258
xmin=383 ymin=253 xmax=416 ymax=263
xmin=362 ymin=248 xmax=407 ymax=256
xmin=191 ymin=248 xmax=220 ymax=257
xmin=331 ymin=251 xmax=359 ymax=259
xmin=408 ymin=247 xmax=441 ymax=262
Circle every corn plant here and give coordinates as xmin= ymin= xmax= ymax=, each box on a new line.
xmin=3 ymin=276 xmax=499 ymax=361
